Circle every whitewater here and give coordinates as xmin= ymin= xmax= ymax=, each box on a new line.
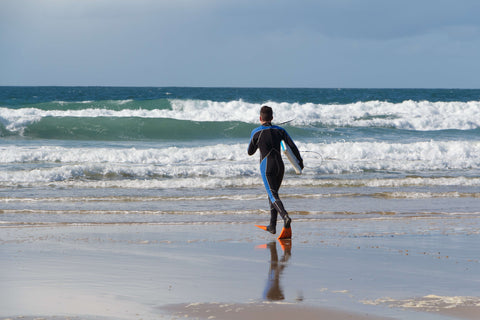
xmin=2 ymin=99 xmax=480 ymax=133
xmin=2 ymin=140 xmax=480 ymax=188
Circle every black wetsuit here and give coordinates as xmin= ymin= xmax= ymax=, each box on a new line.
xmin=248 ymin=122 xmax=303 ymax=229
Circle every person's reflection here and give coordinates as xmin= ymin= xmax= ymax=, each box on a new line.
xmin=262 ymin=239 xmax=291 ymax=300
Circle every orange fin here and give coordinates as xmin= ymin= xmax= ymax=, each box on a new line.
xmin=255 ymin=244 xmax=268 ymax=249
xmin=255 ymin=225 xmax=268 ymax=231
xmin=277 ymin=227 xmax=292 ymax=239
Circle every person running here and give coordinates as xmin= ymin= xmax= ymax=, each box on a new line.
xmin=248 ymin=105 xmax=303 ymax=234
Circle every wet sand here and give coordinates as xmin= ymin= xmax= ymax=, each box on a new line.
xmin=163 ymin=302 xmax=393 ymax=320
xmin=1 ymin=215 xmax=479 ymax=320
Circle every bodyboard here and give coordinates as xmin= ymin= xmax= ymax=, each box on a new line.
xmin=280 ymin=140 xmax=302 ymax=174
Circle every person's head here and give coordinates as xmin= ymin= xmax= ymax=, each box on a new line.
xmin=260 ymin=105 xmax=273 ymax=123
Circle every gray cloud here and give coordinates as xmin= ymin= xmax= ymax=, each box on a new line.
xmin=1 ymin=0 xmax=480 ymax=87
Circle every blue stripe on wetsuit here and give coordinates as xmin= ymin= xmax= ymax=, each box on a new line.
xmin=260 ymin=155 xmax=276 ymax=203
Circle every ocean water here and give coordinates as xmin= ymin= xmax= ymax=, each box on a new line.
xmin=1 ymin=87 xmax=480 ymax=226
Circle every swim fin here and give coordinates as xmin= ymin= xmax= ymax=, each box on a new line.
xmin=277 ymin=226 xmax=292 ymax=239
xmin=255 ymin=224 xmax=276 ymax=234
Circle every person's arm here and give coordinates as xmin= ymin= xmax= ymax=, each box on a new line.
xmin=248 ymin=131 xmax=258 ymax=155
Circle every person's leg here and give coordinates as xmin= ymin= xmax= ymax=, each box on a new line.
xmin=267 ymin=198 xmax=278 ymax=234
xmin=266 ymin=176 xmax=291 ymax=228
xmin=261 ymin=157 xmax=291 ymax=230
xmin=271 ymin=198 xmax=291 ymax=228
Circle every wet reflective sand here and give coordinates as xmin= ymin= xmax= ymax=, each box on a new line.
xmin=1 ymin=216 xmax=479 ymax=320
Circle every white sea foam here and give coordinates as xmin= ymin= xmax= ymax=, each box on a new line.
xmin=3 ymin=191 xmax=479 ymax=204
xmin=2 ymin=171 xmax=480 ymax=190
xmin=278 ymin=99 xmax=480 ymax=131
xmin=0 ymin=165 xmax=480 ymax=190
xmin=304 ymin=140 xmax=480 ymax=173
xmin=2 ymin=99 xmax=480 ymax=131
xmin=363 ymin=295 xmax=480 ymax=311
xmin=0 ymin=144 xmax=250 ymax=165
xmin=172 ymin=99 xmax=480 ymax=131
xmin=2 ymin=140 xmax=480 ymax=188
xmin=3 ymin=140 xmax=480 ymax=169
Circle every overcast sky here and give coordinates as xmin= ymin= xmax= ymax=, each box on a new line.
xmin=1 ymin=0 xmax=480 ymax=88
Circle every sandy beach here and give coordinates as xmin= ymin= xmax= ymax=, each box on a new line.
xmin=1 ymin=214 xmax=479 ymax=320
